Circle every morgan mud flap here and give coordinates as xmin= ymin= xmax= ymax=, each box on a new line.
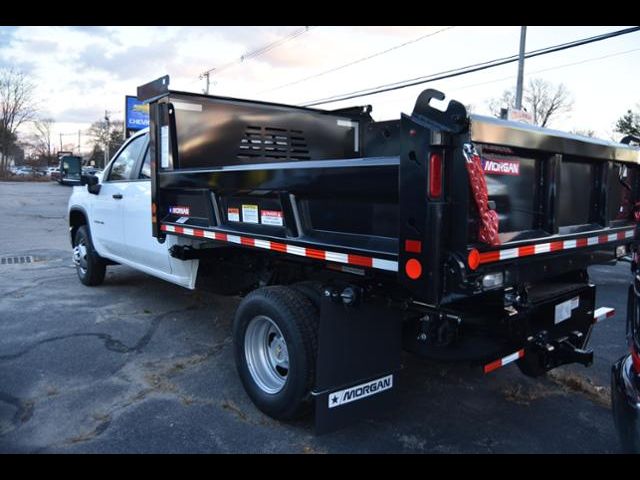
xmin=328 ymin=374 xmax=393 ymax=408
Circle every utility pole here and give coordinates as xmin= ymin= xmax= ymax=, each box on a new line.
xmin=59 ymin=133 xmax=63 ymax=152
xmin=515 ymin=26 xmax=527 ymax=110
xmin=77 ymin=130 xmax=81 ymax=156
xmin=201 ymin=71 xmax=211 ymax=95
xmin=104 ymin=110 xmax=110 ymax=169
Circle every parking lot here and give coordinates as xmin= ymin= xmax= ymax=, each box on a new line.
xmin=0 ymin=181 xmax=631 ymax=453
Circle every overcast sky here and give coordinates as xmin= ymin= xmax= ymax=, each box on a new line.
xmin=1 ymin=25 xmax=639 ymax=152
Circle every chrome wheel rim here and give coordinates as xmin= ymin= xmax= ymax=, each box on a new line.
xmin=244 ymin=315 xmax=289 ymax=394
xmin=73 ymin=240 xmax=88 ymax=275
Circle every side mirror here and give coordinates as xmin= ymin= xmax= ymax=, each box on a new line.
xmin=81 ymin=174 xmax=101 ymax=194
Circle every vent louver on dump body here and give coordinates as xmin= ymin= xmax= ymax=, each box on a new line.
xmin=238 ymin=126 xmax=311 ymax=161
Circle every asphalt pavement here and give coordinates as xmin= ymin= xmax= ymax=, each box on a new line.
xmin=0 ymin=181 xmax=631 ymax=452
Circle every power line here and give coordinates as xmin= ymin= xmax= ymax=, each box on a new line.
xmin=371 ymin=46 xmax=640 ymax=107
xmin=199 ymin=26 xmax=316 ymax=79
xmin=457 ymin=46 xmax=640 ymax=93
xmin=301 ymin=26 xmax=640 ymax=107
xmin=259 ymin=26 xmax=456 ymax=94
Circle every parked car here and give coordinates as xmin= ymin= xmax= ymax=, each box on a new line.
xmin=611 ymin=283 xmax=640 ymax=453
xmin=14 ymin=166 xmax=34 ymax=176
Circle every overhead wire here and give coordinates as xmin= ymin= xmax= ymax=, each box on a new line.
xmin=259 ymin=26 xmax=455 ymax=94
xmin=300 ymin=26 xmax=640 ymax=106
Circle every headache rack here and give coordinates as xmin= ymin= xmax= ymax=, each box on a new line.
xmin=140 ymin=75 xmax=640 ymax=305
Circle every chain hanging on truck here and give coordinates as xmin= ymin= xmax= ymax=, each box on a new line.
xmin=462 ymin=143 xmax=500 ymax=246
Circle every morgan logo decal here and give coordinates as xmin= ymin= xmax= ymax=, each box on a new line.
xmin=328 ymin=374 xmax=393 ymax=408
xmin=482 ymin=159 xmax=520 ymax=176
xmin=169 ymin=206 xmax=190 ymax=215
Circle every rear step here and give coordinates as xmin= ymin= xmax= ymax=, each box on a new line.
xmin=483 ymin=307 xmax=615 ymax=373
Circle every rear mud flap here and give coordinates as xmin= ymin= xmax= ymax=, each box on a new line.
xmin=312 ymin=289 xmax=402 ymax=434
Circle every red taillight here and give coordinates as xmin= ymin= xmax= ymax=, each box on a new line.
xmin=632 ymin=344 xmax=640 ymax=374
xmin=468 ymin=248 xmax=480 ymax=271
xmin=429 ymin=152 xmax=442 ymax=198
xmin=405 ymin=258 xmax=422 ymax=280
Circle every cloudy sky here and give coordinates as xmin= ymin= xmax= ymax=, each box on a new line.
xmin=1 ymin=25 xmax=639 ymax=153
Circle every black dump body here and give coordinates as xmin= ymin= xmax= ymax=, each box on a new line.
xmin=138 ymin=75 xmax=640 ymax=431
xmin=139 ymin=75 xmax=639 ymax=306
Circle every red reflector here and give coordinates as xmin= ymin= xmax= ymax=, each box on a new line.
xmin=405 ymin=258 xmax=422 ymax=280
xmin=405 ymin=239 xmax=422 ymax=253
xmin=468 ymin=248 xmax=480 ymax=271
xmin=429 ymin=152 xmax=442 ymax=198
xmin=632 ymin=345 xmax=640 ymax=374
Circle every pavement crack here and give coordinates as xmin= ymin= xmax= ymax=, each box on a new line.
xmin=0 ymin=391 xmax=35 ymax=435
xmin=0 ymin=273 xmax=77 ymax=297
xmin=66 ymin=415 xmax=112 ymax=445
xmin=0 ymin=309 xmax=180 ymax=361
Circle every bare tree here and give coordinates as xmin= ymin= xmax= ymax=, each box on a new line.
xmin=488 ymin=78 xmax=573 ymax=128
xmin=0 ymin=68 xmax=37 ymax=175
xmin=88 ymin=119 xmax=124 ymax=168
xmin=32 ymin=118 xmax=56 ymax=165
xmin=488 ymin=90 xmax=516 ymax=119
xmin=525 ymin=78 xmax=573 ymax=127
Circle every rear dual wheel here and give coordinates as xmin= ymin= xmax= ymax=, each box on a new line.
xmin=233 ymin=285 xmax=319 ymax=420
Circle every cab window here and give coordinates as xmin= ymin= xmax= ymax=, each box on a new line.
xmin=139 ymin=147 xmax=151 ymax=179
xmin=107 ymin=135 xmax=145 ymax=181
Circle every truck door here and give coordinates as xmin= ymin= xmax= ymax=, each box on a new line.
xmin=91 ymin=135 xmax=146 ymax=258
xmin=119 ymin=141 xmax=172 ymax=274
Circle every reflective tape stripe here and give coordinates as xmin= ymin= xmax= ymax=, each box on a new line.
xmin=593 ymin=307 xmax=615 ymax=323
xmin=160 ymin=224 xmax=398 ymax=273
xmin=484 ymin=349 xmax=525 ymax=374
xmin=477 ymin=228 xmax=635 ymax=266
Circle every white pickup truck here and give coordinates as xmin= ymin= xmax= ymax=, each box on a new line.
xmin=67 ymin=129 xmax=199 ymax=290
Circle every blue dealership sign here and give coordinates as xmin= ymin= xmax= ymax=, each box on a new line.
xmin=125 ymin=95 xmax=150 ymax=131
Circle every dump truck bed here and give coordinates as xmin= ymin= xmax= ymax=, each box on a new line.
xmin=139 ymin=76 xmax=639 ymax=305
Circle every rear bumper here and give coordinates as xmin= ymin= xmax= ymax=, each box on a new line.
xmin=611 ymin=354 xmax=640 ymax=453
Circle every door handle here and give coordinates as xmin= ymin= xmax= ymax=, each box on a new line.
xmin=112 ymin=194 xmax=123 ymax=199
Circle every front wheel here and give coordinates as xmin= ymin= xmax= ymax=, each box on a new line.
xmin=233 ymin=286 xmax=319 ymax=420
xmin=73 ymin=225 xmax=106 ymax=286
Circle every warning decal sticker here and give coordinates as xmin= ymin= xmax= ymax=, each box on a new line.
xmin=241 ymin=204 xmax=259 ymax=224
xmin=261 ymin=210 xmax=283 ymax=226
xmin=227 ymin=208 xmax=240 ymax=222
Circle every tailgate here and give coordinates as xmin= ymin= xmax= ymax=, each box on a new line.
xmin=464 ymin=116 xmax=639 ymax=274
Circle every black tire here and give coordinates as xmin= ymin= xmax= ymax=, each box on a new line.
xmin=233 ymin=286 xmax=319 ymax=420
xmin=73 ymin=225 xmax=106 ymax=286
xmin=516 ymin=352 xmax=548 ymax=378
xmin=292 ymin=281 xmax=324 ymax=311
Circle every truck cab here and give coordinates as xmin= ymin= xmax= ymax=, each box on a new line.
xmin=67 ymin=129 xmax=199 ymax=290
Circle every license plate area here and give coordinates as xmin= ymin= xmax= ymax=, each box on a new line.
xmin=554 ymin=296 xmax=580 ymax=324
xmin=525 ymin=283 xmax=596 ymax=345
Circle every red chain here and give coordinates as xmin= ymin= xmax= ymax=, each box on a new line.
xmin=464 ymin=148 xmax=501 ymax=246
